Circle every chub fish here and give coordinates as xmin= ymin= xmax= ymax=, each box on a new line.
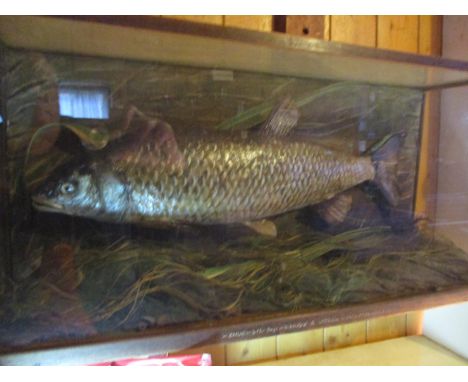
xmin=32 ymin=101 xmax=402 ymax=235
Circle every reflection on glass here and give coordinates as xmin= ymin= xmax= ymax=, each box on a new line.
xmin=1 ymin=47 xmax=468 ymax=365
xmin=58 ymin=85 xmax=109 ymax=119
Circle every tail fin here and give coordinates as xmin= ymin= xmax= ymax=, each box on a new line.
xmin=369 ymin=133 xmax=405 ymax=206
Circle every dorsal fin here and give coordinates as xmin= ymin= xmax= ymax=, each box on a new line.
xmin=261 ymin=97 xmax=300 ymax=137
xmin=109 ymin=106 xmax=185 ymax=175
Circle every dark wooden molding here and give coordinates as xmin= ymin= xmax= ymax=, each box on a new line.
xmin=272 ymin=15 xmax=286 ymax=33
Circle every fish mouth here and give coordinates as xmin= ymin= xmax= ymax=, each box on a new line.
xmin=32 ymin=196 xmax=64 ymax=212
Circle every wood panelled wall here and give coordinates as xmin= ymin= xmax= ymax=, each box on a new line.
xmin=164 ymin=15 xmax=442 ymax=365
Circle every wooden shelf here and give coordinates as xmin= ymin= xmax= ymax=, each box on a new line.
xmin=249 ymin=336 xmax=468 ymax=366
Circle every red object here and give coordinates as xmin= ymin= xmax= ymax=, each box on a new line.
xmin=91 ymin=353 xmax=212 ymax=366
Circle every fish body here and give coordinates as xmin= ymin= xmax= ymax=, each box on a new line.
xmin=112 ymin=131 xmax=374 ymax=224
xmin=32 ymin=126 xmax=398 ymax=227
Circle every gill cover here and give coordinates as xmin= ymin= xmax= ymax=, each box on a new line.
xmin=32 ymin=160 xmax=100 ymax=216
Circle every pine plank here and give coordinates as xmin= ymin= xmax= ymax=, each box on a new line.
xmin=377 ymin=16 xmax=419 ymax=52
xmin=328 ymin=16 xmax=379 ymax=348
xmin=252 ymin=336 xmax=468 ymax=366
xmin=276 ymin=328 xmax=324 ymax=358
xmin=327 ymin=16 xmax=410 ymax=350
xmin=367 ymin=314 xmax=407 ymax=343
xmin=415 ymin=89 xmax=441 ymax=232
xmin=224 ymin=16 xmax=272 ymax=32
xmin=415 ymin=16 xmax=442 ymax=234
xmin=162 ymin=16 xmax=223 ymax=25
xmin=323 ymin=15 xmax=331 ymax=40
xmin=330 ymin=16 xmax=376 ymax=47
xmin=407 ymin=311 xmax=425 ymax=336
xmin=324 ymin=320 xmax=367 ymax=351
xmin=225 ymin=336 xmax=276 ymax=365
xmin=418 ymin=16 xmax=442 ymax=56
xmin=374 ymin=16 xmax=425 ymax=341
xmin=285 ymin=16 xmax=328 ymax=39
xmin=328 ymin=16 xmax=412 ymax=350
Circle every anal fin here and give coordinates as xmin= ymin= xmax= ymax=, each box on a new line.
xmin=316 ymin=193 xmax=353 ymax=225
xmin=243 ymin=219 xmax=277 ymax=237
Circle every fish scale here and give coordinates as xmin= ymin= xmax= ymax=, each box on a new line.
xmin=109 ymin=131 xmax=375 ymax=224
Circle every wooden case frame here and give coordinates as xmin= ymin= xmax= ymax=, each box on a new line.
xmin=1 ymin=16 xmax=468 ymax=365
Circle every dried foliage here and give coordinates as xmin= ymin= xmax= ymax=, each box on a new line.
xmin=1 ymin=223 xmax=468 ymax=349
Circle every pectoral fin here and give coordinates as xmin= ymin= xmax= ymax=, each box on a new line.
xmin=243 ymin=219 xmax=278 ymax=237
xmin=316 ymin=193 xmax=353 ymax=225
xmin=261 ymin=97 xmax=300 ymax=137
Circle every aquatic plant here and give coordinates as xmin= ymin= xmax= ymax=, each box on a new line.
xmin=1 ymin=223 xmax=468 ymax=348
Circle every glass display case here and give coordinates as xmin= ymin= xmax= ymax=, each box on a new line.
xmin=1 ymin=16 xmax=468 ymax=365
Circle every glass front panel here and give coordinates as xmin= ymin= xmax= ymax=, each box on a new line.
xmin=1 ymin=19 xmax=468 ymax=363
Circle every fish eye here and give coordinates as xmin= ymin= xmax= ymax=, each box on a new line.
xmin=60 ymin=182 xmax=76 ymax=195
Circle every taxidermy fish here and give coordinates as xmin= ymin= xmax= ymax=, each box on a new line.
xmin=32 ymin=100 xmax=402 ymax=236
